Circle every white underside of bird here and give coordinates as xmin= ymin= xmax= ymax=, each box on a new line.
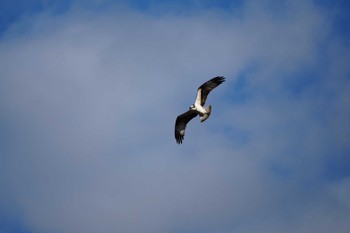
xmin=190 ymin=88 xmax=212 ymax=122
xmin=192 ymin=103 xmax=211 ymax=122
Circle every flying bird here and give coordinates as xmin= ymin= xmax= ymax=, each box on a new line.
xmin=174 ymin=76 xmax=225 ymax=144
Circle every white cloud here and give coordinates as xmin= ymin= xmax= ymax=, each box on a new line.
xmin=0 ymin=1 xmax=350 ymax=233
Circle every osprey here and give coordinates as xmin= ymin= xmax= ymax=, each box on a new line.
xmin=174 ymin=76 xmax=225 ymax=144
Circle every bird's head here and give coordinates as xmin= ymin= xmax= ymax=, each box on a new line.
xmin=189 ymin=104 xmax=196 ymax=110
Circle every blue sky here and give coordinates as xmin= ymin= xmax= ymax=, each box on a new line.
xmin=1 ymin=0 xmax=350 ymax=233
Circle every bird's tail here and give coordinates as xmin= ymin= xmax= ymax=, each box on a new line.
xmin=200 ymin=105 xmax=212 ymax=122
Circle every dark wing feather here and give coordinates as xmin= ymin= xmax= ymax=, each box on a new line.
xmin=197 ymin=76 xmax=225 ymax=105
xmin=174 ymin=110 xmax=198 ymax=144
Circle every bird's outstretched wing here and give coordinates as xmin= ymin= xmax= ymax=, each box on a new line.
xmin=195 ymin=76 xmax=225 ymax=106
xmin=175 ymin=110 xmax=198 ymax=144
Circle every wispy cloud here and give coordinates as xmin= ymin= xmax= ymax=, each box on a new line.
xmin=0 ymin=1 xmax=349 ymax=233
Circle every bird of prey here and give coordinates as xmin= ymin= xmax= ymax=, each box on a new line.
xmin=174 ymin=76 xmax=225 ymax=144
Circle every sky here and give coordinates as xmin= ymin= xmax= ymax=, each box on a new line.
xmin=0 ymin=0 xmax=350 ymax=233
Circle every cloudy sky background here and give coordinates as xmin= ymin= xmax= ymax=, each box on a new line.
xmin=1 ymin=0 xmax=350 ymax=232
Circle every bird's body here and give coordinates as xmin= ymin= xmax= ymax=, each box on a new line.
xmin=175 ymin=76 xmax=225 ymax=144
